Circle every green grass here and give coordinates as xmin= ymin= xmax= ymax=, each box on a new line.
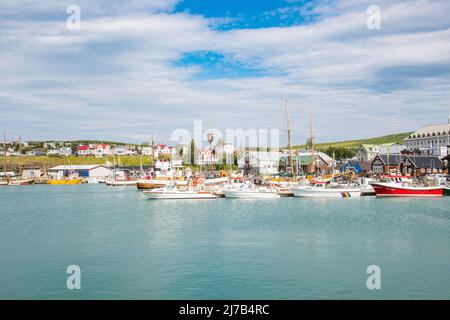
xmin=4 ymin=155 xmax=154 ymax=169
xmin=296 ymin=132 xmax=412 ymax=150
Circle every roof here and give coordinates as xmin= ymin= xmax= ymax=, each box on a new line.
xmin=374 ymin=154 xmax=406 ymax=166
xmin=248 ymin=151 xmax=281 ymax=161
xmin=94 ymin=144 xmax=109 ymax=149
xmin=405 ymin=156 xmax=443 ymax=168
xmin=77 ymin=145 xmax=89 ymax=150
xmin=408 ymin=122 xmax=450 ymax=138
xmin=49 ymin=165 xmax=107 ymax=171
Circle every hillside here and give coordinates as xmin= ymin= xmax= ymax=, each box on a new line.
xmin=297 ymin=132 xmax=412 ymax=150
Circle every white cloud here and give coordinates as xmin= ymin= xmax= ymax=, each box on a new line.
xmin=0 ymin=0 xmax=449 ymax=144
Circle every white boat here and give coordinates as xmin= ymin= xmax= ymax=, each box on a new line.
xmin=222 ymin=185 xmax=280 ymax=198
xmin=292 ymin=181 xmax=362 ymax=198
xmin=0 ymin=180 xmax=8 ymax=186
xmin=143 ymin=185 xmax=218 ymax=199
xmin=106 ymin=179 xmax=137 ymax=187
xmin=7 ymin=178 xmax=35 ymax=186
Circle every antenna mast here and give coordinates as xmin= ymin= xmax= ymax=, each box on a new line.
xmin=309 ymin=113 xmax=315 ymax=176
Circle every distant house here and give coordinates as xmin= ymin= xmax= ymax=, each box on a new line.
xmin=371 ymin=154 xmax=406 ymax=174
xmin=112 ymin=146 xmax=131 ymax=156
xmin=197 ymin=148 xmax=219 ymax=165
xmin=356 ymin=143 xmax=407 ymax=162
xmin=154 ymin=144 xmax=176 ymax=158
xmin=47 ymin=149 xmax=60 ymax=156
xmin=141 ymin=147 xmax=153 ymax=156
xmin=25 ymin=150 xmax=46 ymax=156
xmin=59 ymin=147 xmax=72 ymax=157
xmin=402 ymin=155 xmax=443 ymax=176
xmin=93 ymin=144 xmax=111 ymax=158
xmin=77 ymin=145 xmax=91 ymax=157
xmin=238 ymin=151 xmax=281 ymax=175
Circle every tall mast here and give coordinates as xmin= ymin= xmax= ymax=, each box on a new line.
xmin=308 ymin=113 xmax=315 ymax=176
xmin=285 ymin=97 xmax=296 ymax=179
xmin=3 ymin=131 xmax=6 ymax=181
xmin=151 ymin=133 xmax=155 ymax=178
xmin=18 ymin=135 xmax=22 ymax=177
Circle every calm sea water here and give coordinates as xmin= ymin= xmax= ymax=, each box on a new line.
xmin=0 ymin=184 xmax=449 ymax=299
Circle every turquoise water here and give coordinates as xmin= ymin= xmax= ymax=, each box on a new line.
xmin=0 ymin=185 xmax=449 ymax=299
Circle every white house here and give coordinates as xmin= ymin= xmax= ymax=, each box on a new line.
xmin=48 ymin=165 xmax=112 ymax=180
xmin=93 ymin=144 xmax=111 ymax=158
xmin=356 ymin=143 xmax=406 ymax=162
xmin=59 ymin=147 xmax=72 ymax=157
xmin=47 ymin=149 xmax=60 ymax=156
xmin=154 ymin=160 xmax=183 ymax=178
xmin=141 ymin=147 xmax=153 ymax=156
xmin=404 ymin=117 xmax=450 ymax=156
xmin=196 ymin=148 xmax=220 ymax=165
xmin=238 ymin=151 xmax=281 ymax=175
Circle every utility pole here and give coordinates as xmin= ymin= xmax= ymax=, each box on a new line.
xmin=285 ymin=97 xmax=296 ymax=180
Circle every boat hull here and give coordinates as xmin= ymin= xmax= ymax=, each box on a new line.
xmin=136 ymin=179 xmax=188 ymax=189
xmin=144 ymin=191 xmax=217 ymax=199
xmin=292 ymin=187 xmax=361 ymax=198
xmin=371 ymin=183 xmax=443 ymax=197
xmin=106 ymin=180 xmax=137 ymax=186
xmin=222 ymin=190 xmax=280 ymax=198
xmin=7 ymin=178 xmax=35 ymax=186
xmin=47 ymin=179 xmax=82 ymax=185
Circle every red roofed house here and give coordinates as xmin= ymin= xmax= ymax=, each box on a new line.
xmin=77 ymin=145 xmax=92 ymax=157
xmin=93 ymin=144 xmax=111 ymax=158
xmin=154 ymin=144 xmax=176 ymax=158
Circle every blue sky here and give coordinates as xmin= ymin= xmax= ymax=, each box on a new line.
xmin=0 ymin=0 xmax=449 ymax=145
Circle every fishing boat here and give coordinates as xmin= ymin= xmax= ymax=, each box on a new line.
xmin=7 ymin=178 xmax=35 ymax=186
xmin=370 ymin=182 xmax=443 ymax=197
xmin=136 ymin=178 xmax=188 ymax=190
xmin=106 ymin=179 xmax=137 ymax=187
xmin=222 ymin=185 xmax=280 ymax=198
xmin=291 ymin=181 xmax=362 ymax=198
xmin=143 ymin=185 xmax=218 ymax=199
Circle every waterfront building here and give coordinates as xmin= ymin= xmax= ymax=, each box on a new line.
xmin=238 ymin=151 xmax=281 ymax=175
xmin=340 ymin=161 xmax=372 ymax=175
xmin=371 ymin=154 xmax=406 ymax=174
xmin=141 ymin=147 xmax=153 ymax=156
xmin=48 ymin=165 xmax=112 ymax=180
xmin=22 ymin=168 xmax=42 ymax=179
xmin=404 ymin=117 xmax=450 ymax=156
xmin=279 ymin=150 xmax=334 ymax=176
xmin=25 ymin=150 xmax=46 ymax=156
xmin=402 ymin=155 xmax=443 ymax=176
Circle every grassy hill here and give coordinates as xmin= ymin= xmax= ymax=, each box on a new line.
xmin=297 ymin=132 xmax=412 ymax=150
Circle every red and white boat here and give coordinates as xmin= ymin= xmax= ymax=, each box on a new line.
xmin=370 ymin=175 xmax=443 ymax=197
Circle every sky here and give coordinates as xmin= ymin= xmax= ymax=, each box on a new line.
xmin=0 ymin=0 xmax=449 ymax=146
